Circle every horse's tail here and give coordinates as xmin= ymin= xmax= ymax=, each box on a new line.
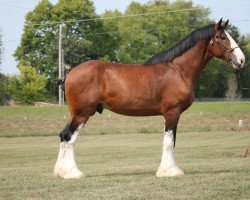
xmin=58 ymin=76 xmax=66 ymax=91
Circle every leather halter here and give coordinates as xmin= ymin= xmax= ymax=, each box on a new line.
xmin=210 ymin=37 xmax=239 ymax=60
xmin=210 ymin=37 xmax=242 ymax=91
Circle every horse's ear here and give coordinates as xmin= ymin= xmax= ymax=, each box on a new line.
xmin=223 ymin=19 xmax=229 ymax=29
xmin=214 ymin=18 xmax=223 ymax=35
xmin=217 ymin=18 xmax=223 ymax=30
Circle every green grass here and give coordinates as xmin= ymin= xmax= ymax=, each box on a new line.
xmin=0 ymin=102 xmax=250 ymax=137
xmin=0 ymin=103 xmax=249 ymax=199
xmin=0 ymin=132 xmax=249 ymax=199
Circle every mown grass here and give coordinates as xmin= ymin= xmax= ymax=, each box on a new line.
xmin=0 ymin=103 xmax=249 ymax=199
xmin=0 ymin=102 xmax=250 ymax=137
xmin=0 ymin=131 xmax=249 ymax=200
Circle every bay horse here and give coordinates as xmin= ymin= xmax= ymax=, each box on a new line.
xmin=54 ymin=19 xmax=245 ymax=179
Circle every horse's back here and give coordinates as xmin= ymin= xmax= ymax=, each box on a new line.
xmin=65 ymin=60 xmax=148 ymax=91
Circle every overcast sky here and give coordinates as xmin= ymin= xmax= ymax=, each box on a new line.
xmin=0 ymin=0 xmax=249 ymax=74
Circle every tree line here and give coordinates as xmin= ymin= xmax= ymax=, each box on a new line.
xmin=0 ymin=0 xmax=249 ymax=104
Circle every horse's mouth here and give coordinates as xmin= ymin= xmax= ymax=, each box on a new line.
xmin=232 ymin=62 xmax=240 ymax=69
xmin=232 ymin=60 xmax=244 ymax=70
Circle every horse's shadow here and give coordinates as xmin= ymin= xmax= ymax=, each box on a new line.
xmin=88 ymin=168 xmax=247 ymax=178
xmin=187 ymin=169 xmax=245 ymax=175
xmin=88 ymin=170 xmax=155 ymax=178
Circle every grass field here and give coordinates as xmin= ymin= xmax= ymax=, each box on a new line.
xmin=0 ymin=102 xmax=250 ymax=199
xmin=0 ymin=102 xmax=250 ymax=137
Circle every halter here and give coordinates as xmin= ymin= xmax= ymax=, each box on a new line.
xmin=210 ymin=37 xmax=239 ymax=60
xmin=210 ymin=37 xmax=242 ymax=91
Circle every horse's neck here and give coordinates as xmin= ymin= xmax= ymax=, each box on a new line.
xmin=173 ymin=39 xmax=212 ymax=87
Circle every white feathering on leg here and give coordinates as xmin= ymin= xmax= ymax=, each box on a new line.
xmin=156 ymin=129 xmax=184 ymax=177
xmin=54 ymin=124 xmax=85 ymax=179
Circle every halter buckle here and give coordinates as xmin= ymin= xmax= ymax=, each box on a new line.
xmin=210 ymin=39 xmax=213 ymax=45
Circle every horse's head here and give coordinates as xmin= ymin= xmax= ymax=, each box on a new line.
xmin=209 ymin=18 xmax=245 ymax=69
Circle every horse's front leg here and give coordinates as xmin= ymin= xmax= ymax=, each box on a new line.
xmin=156 ymin=108 xmax=184 ymax=177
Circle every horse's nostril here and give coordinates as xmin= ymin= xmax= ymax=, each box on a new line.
xmin=238 ymin=58 xmax=245 ymax=66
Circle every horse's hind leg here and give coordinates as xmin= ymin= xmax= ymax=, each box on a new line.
xmin=54 ymin=115 xmax=89 ymax=179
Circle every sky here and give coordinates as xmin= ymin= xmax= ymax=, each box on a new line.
xmin=0 ymin=0 xmax=249 ymax=75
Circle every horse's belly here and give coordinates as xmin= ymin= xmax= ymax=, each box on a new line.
xmin=107 ymin=106 xmax=162 ymax=116
xmin=103 ymin=97 xmax=162 ymax=116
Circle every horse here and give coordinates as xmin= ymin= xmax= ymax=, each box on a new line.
xmin=54 ymin=19 xmax=245 ymax=179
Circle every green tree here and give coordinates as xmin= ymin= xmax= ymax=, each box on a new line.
xmin=52 ymin=0 xmax=116 ymax=66
xmin=0 ymin=29 xmax=8 ymax=104
xmin=0 ymin=73 xmax=8 ymax=105
xmin=103 ymin=0 xmax=210 ymax=64
xmin=14 ymin=0 xmax=56 ymax=96
xmin=5 ymin=65 xmax=46 ymax=104
xmin=14 ymin=0 xmax=116 ymax=97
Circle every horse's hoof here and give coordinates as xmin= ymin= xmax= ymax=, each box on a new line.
xmin=156 ymin=167 xmax=184 ymax=177
xmin=63 ymin=170 xmax=86 ymax=180
xmin=54 ymin=168 xmax=86 ymax=179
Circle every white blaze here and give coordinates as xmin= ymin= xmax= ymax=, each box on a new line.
xmin=225 ymin=31 xmax=245 ymax=68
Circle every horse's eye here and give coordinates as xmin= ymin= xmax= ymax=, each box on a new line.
xmin=221 ymin=36 xmax=226 ymax=40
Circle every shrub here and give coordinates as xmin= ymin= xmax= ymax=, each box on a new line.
xmin=5 ymin=65 xmax=47 ymax=104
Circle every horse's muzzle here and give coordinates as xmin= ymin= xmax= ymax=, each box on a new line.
xmin=232 ymin=54 xmax=245 ymax=69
